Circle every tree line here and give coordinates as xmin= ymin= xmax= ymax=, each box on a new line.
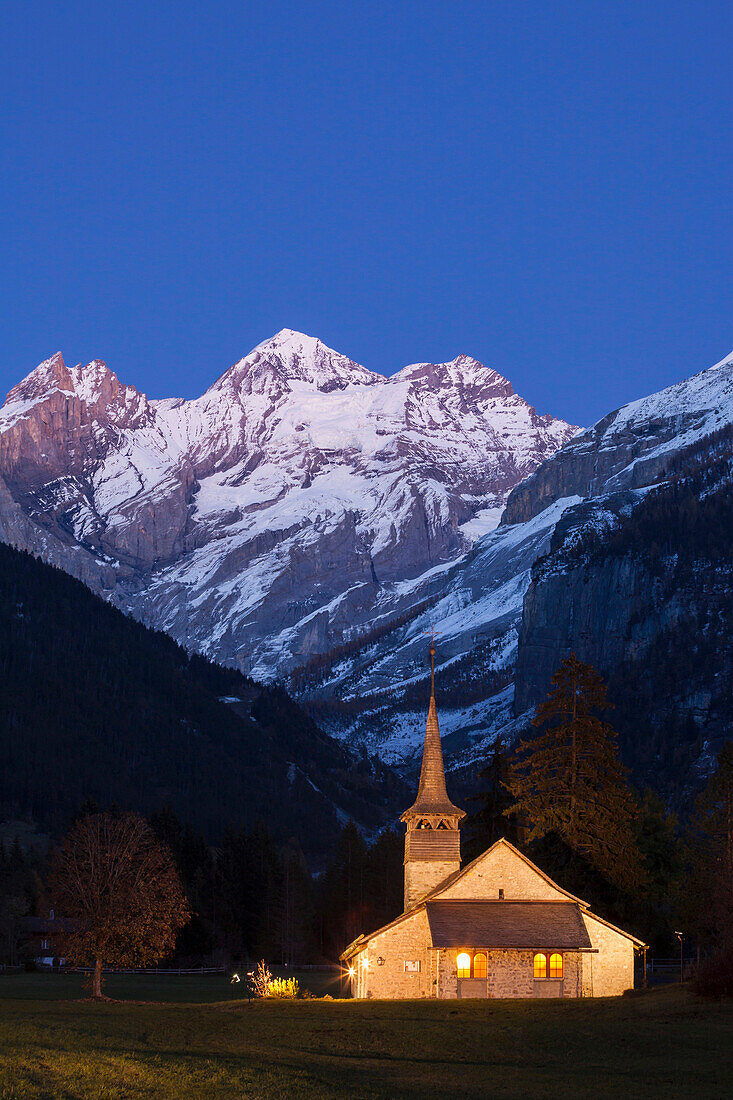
xmin=2 ymin=654 xmax=730 ymax=997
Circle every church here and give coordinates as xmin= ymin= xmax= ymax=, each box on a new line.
xmin=342 ymin=647 xmax=646 ymax=999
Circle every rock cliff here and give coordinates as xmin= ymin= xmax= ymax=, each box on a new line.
xmin=509 ymin=353 xmax=733 ymax=800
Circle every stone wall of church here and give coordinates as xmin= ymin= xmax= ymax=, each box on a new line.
xmin=436 ymin=948 xmax=582 ymax=999
xmin=436 ymin=844 xmax=573 ymax=902
xmin=404 ymin=859 xmax=459 ymax=910
xmin=580 ymin=913 xmax=636 ymax=996
xmin=355 ymin=908 xmax=437 ymax=999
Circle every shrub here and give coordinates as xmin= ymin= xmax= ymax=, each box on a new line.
xmin=267 ymin=976 xmax=300 ymax=999
xmin=247 ymin=960 xmax=300 ymax=998
xmin=694 ymin=944 xmax=733 ymax=999
xmin=248 ymin=960 xmax=272 ymax=998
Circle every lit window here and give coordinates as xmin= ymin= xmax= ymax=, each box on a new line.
xmin=549 ymin=953 xmax=563 ymax=979
xmin=473 ymin=952 xmax=487 ymax=979
xmin=457 ymin=952 xmax=471 ymax=979
xmin=533 ymin=952 xmax=547 ymax=979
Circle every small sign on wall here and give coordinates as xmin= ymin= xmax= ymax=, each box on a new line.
xmin=404 ymin=960 xmax=421 ymax=972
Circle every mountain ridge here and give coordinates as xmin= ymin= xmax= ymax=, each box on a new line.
xmin=0 ymin=330 xmax=578 ymax=681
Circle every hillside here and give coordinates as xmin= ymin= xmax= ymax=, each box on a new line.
xmin=0 ymin=542 xmax=405 ymax=856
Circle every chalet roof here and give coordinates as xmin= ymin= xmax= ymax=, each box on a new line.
xmin=400 ymin=653 xmax=464 ymax=821
xmin=425 ymin=900 xmax=593 ymax=950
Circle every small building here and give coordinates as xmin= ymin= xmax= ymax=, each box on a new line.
xmin=341 ymin=647 xmax=646 ymax=999
xmin=24 ymin=910 xmax=69 ymax=968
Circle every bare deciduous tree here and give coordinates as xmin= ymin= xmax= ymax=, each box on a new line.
xmin=47 ymin=811 xmax=190 ymax=999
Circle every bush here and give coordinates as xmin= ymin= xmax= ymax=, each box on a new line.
xmin=248 ymin=960 xmax=272 ymax=998
xmin=694 ymin=945 xmax=733 ymax=999
xmin=247 ymin=960 xmax=300 ymax=999
xmin=267 ymin=976 xmax=300 ymax=999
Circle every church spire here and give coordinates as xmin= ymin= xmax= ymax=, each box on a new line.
xmin=400 ymin=639 xmax=465 ymax=909
xmin=402 ymin=642 xmax=465 ymax=819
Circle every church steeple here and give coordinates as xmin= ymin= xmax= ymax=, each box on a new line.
xmin=402 ymin=644 xmax=464 ymax=820
xmin=400 ymin=641 xmax=465 ymax=910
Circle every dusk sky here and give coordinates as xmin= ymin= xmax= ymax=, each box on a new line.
xmin=2 ymin=0 xmax=730 ymax=426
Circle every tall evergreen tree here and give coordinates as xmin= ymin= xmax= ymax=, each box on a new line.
xmin=363 ymin=828 xmax=403 ymax=930
xmin=507 ymin=654 xmax=643 ymax=891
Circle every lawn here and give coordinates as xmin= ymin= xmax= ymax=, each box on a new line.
xmin=0 ymin=975 xmax=730 ymax=1099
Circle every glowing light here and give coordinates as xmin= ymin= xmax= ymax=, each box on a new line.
xmin=456 ymin=952 xmax=471 ymax=979
xmin=549 ymin=953 xmax=563 ymax=979
xmin=533 ymin=952 xmax=547 ymax=979
xmin=362 ymin=957 xmax=370 ymax=969
xmin=230 ymin=972 xmax=241 ymax=984
xmin=348 ymin=967 xmax=355 ymax=977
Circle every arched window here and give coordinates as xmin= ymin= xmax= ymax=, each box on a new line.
xmin=473 ymin=952 xmax=487 ymax=979
xmin=456 ymin=952 xmax=471 ymax=979
xmin=549 ymin=953 xmax=563 ymax=979
xmin=533 ymin=952 xmax=547 ymax=979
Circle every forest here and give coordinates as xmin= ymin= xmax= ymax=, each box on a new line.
xmin=0 ymin=542 xmax=404 ymax=856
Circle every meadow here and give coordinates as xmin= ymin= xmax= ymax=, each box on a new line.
xmin=0 ymin=973 xmax=730 ymax=1099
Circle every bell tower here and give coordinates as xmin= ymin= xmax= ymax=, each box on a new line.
xmin=400 ymin=641 xmax=465 ymax=910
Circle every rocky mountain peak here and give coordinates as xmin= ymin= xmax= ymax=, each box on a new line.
xmin=209 ymin=329 xmax=379 ymax=399
xmin=1 ymin=353 xmax=148 ymax=430
xmin=391 ymin=354 xmax=515 ymax=400
xmin=66 ymin=358 xmax=121 ymax=406
xmin=3 ymin=351 xmax=71 ymax=411
xmin=503 ymin=350 xmax=733 ymax=526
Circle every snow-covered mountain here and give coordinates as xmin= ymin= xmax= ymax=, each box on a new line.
xmin=303 ymin=349 xmax=733 ymax=792
xmin=0 ymin=329 xmax=577 ymax=680
xmin=1 ymin=333 xmax=730 ymax=799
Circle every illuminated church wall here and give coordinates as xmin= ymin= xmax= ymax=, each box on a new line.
xmin=351 ymin=908 xmax=434 ymax=999
xmin=580 ymin=913 xmax=635 ymax=997
xmin=436 ymin=844 xmax=575 ymax=903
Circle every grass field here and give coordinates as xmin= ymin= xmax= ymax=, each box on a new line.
xmin=0 ymin=974 xmax=730 ymax=1099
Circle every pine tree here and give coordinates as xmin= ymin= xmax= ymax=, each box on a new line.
xmin=507 ymin=654 xmax=643 ymax=891
xmin=364 ymin=828 xmax=403 ymax=930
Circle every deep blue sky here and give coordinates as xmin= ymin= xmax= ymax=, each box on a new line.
xmin=1 ymin=1 xmax=730 ymax=426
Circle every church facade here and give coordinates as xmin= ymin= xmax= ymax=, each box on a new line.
xmin=342 ymin=650 xmax=646 ymax=999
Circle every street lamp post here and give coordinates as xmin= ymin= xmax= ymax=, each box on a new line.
xmin=674 ymin=931 xmax=684 ymax=983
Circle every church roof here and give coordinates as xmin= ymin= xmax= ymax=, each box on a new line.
xmin=400 ymin=659 xmax=464 ymax=820
xmin=340 ymin=838 xmax=648 ymax=960
xmin=425 ymin=900 xmax=593 ymax=950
